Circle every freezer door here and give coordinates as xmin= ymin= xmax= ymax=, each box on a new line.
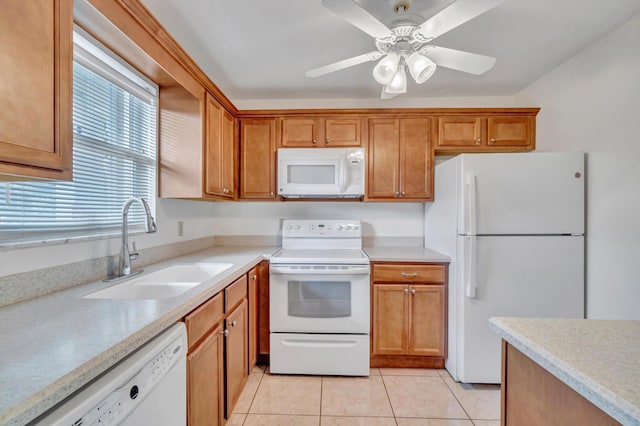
xmin=458 ymin=153 xmax=585 ymax=235
xmin=457 ymin=235 xmax=584 ymax=384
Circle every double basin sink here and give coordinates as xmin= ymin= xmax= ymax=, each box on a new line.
xmin=84 ymin=263 xmax=233 ymax=300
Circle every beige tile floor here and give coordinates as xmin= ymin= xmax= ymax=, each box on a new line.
xmin=229 ymin=365 xmax=501 ymax=426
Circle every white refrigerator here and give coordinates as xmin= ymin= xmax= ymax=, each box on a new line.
xmin=425 ymin=152 xmax=585 ymax=384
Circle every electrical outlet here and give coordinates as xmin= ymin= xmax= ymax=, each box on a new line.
xmin=177 ymin=221 xmax=184 ymax=237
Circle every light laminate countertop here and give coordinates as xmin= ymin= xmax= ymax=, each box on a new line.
xmin=489 ymin=317 xmax=640 ymax=425
xmin=364 ymin=247 xmax=450 ymax=263
xmin=0 ymin=246 xmax=279 ymax=426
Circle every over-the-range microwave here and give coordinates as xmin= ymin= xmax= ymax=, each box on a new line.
xmin=277 ymin=148 xmax=365 ymax=198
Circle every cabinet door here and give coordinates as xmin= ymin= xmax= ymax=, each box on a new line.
xmin=0 ymin=0 xmax=72 ymax=180
xmin=281 ymin=117 xmax=319 ymax=147
xmin=367 ymin=119 xmax=399 ymax=200
xmin=372 ymin=284 xmax=408 ymax=355
xmin=324 ymin=118 xmax=362 ymax=147
xmin=225 ymin=299 xmax=248 ymax=417
xmin=240 ymin=119 xmax=277 ymax=199
xmin=248 ymin=266 xmax=259 ymax=370
xmin=205 ymin=93 xmax=224 ymax=196
xmin=221 ymin=110 xmax=236 ymax=198
xmin=408 ymin=285 xmax=445 ymax=357
xmin=436 ymin=116 xmax=483 ymax=149
xmin=399 ymin=118 xmax=433 ymax=200
xmin=205 ymin=93 xmax=234 ymax=198
xmin=188 ymin=324 xmax=224 ymax=426
xmin=258 ymin=260 xmax=270 ymax=357
xmin=487 ymin=116 xmax=532 ymax=148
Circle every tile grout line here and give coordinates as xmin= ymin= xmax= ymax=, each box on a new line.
xmin=379 ymin=372 xmax=400 ymax=425
xmin=241 ymin=367 xmax=266 ymax=424
xmin=440 ymin=374 xmax=474 ymax=422
xmin=319 ymin=375 xmax=324 ymax=425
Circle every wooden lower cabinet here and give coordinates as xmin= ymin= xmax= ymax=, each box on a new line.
xmin=248 ymin=265 xmax=259 ymax=370
xmin=501 ymin=342 xmax=619 ymax=425
xmin=371 ymin=262 xmax=447 ymax=368
xmin=187 ymin=324 xmax=224 ymax=426
xmin=184 ymin=267 xmax=255 ymax=425
xmin=225 ymin=299 xmax=248 ymax=416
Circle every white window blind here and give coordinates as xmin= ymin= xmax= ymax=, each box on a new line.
xmin=0 ymin=30 xmax=157 ymax=244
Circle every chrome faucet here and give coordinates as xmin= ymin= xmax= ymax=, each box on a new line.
xmin=106 ymin=197 xmax=157 ymax=281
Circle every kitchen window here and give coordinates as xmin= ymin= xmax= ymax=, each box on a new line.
xmin=0 ymin=29 xmax=157 ymax=245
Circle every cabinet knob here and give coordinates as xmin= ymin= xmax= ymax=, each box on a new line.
xmin=221 ymin=329 xmax=230 ymax=337
xmin=231 ymin=320 xmax=237 ymax=328
xmin=401 ymin=191 xmax=406 ymax=196
xmin=404 ymin=288 xmax=409 ymax=294
xmin=490 ymin=138 xmax=496 ymax=142
xmin=395 ymin=191 xmax=400 ymax=197
xmin=270 ymin=192 xmax=274 ymax=197
xmin=312 ymin=139 xmax=317 ymax=144
xmin=326 ymin=139 xmax=330 ymax=144
xmin=475 ymin=138 xmax=482 ymax=143
xmin=411 ymin=288 xmax=416 ymax=295
xmin=251 ymin=275 xmax=257 ymax=281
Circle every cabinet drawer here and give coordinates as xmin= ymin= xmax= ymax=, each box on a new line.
xmin=185 ymin=291 xmax=224 ymax=350
xmin=226 ymin=274 xmax=248 ymax=311
xmin=373 ymin=264 xmax=445 ymax=284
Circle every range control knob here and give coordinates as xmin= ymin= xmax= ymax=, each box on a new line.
xmin=353 ymin=225 xmax=360 ymax=230
xmin=294 ymin=225 xmax=301 ymax=230
xmin=336 ymin=225 xmax=343 ymax=230
xmin=286 ymin=225 xmax=293 ymax=230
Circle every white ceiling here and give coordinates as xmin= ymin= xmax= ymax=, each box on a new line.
xmin=139 ymin=0 xmax=640 ymax=101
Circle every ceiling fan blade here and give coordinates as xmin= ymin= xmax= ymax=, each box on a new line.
xmin=321 ymin=0 xmax=393 ymax=39
xmin=306 ymin=51 xmax=383 ymax=78
xmin=417 ymin=0 xmax=503 ymax=41
xmin=426 ymin=46 xmax=496 ymax=75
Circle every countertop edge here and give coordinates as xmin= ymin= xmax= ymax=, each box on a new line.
xmin=489 ymin=317 xmax=640 ymax=425
xmin=1 ymin=247 xmax=278 ymax=426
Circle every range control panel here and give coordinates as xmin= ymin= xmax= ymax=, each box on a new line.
xmin=282 ymin=220 xmax=362 ymax=238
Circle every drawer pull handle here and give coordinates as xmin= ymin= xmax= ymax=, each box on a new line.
xmin=401 ymin=272 xmax=418 ymax=278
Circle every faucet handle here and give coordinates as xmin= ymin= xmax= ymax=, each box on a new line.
xmin=130 ymin=241 xmax=139 ymax=261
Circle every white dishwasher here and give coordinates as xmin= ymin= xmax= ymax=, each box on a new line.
xmin=37 ymin=322 xmax=187 ymax=426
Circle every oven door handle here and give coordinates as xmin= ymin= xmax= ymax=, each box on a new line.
xmin=270 ymin=265 xmax=370 ymax=275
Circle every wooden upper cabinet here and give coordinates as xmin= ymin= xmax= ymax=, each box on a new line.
xmin=205 ymin=93 xmax=235 ymax=198
xmin=487 ymin=116 xmax=532 ymax=147
xmin=240 ymin=119 xmax=277 ymax=199
xmin=367 ymin=118 xmax=433 ymax=201
xmin=0 ymin=0 xmax=73 ymax=180
xmin=436 ymin=115 xmax=535 ymax=153
xmin=280 ymin=117 xmax=362 ymax=147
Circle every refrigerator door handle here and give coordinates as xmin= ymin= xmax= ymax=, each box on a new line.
xmin=465 ymin=173 xmax=478 ymax=236
xmin=465 ymin=236 xmax=478 ymax=298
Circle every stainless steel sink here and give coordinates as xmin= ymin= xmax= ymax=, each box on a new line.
xmin=84 ymin=263 xmax=233 ymax=300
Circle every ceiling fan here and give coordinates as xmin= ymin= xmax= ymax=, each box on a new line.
xmin=306 ymin=0 xmax=503 ymax=98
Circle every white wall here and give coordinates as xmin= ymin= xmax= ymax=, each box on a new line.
xmin=515 ymin=14 xmax=640 ymax=319
xmin=0 ymin=198 xmax=218 ymax=277
xmin=208 ymin=202 xmax=425 ymax=238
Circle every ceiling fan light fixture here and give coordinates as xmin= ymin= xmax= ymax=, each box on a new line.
xmin=373 ymin=52 xmax=400 ymax=85
xmin=406 ymin=52 xmax=437 ymax=84
xmin=386 ymin=64 xmax=407 ymax=94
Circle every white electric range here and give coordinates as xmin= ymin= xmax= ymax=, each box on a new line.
xmin=269 ymin=219 xmax=370 ymax=376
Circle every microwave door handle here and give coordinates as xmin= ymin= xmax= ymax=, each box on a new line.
xmin=340 ymin=158 xmax=348 ymax=192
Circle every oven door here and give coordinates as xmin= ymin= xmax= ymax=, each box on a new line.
xmin=269 ymin=264 xmax=370 ymax=333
